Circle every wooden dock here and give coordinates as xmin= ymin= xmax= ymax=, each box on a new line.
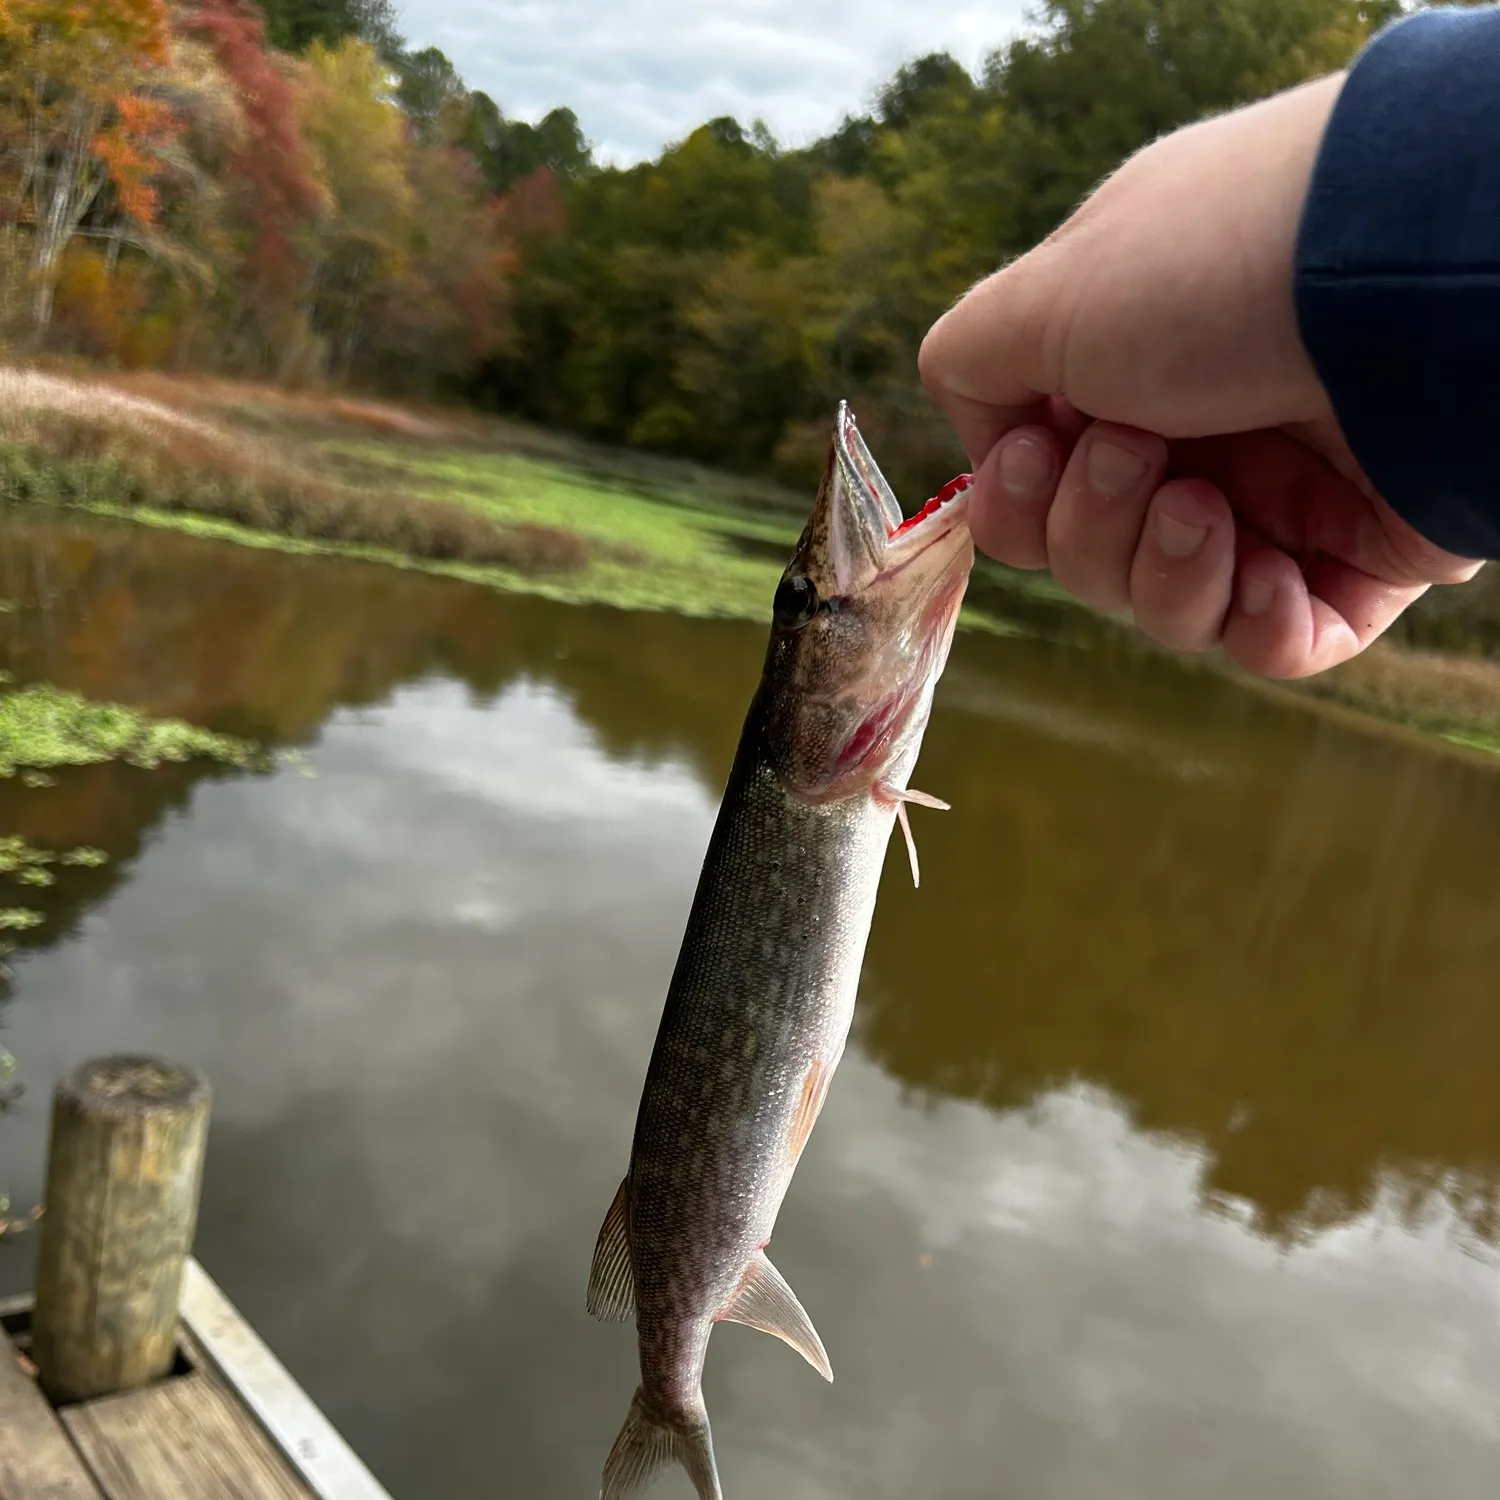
xmin=0 ymin=1057 xmax=392 ymax=1500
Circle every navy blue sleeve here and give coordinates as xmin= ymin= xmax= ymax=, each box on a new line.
xmin=1294 ymin=6 xmax=1500 ymax=560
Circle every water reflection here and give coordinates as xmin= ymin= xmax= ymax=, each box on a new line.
xmin=0 ymin=515 xmax=1497 ymax=1496
xmin=862 ymin=643 xmax=1500 ymax=1244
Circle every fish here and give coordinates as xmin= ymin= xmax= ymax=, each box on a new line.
xmin=588 ymin=401 xmax=974 ymax=1499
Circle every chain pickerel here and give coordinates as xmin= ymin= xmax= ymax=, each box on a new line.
xmin=589 ymin=403 xmax=974 ymax=1499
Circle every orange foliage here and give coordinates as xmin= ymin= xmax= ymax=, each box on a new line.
xmin=4 ymin=0 xmax=173 ymax=66
xmin=0 ymin=0 xmax=183 ymax=336
xmin=93 ymin=93 xmax=182 ymax=225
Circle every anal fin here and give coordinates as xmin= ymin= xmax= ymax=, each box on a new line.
xmin=717 ymin=1251 xmax=833 ymax=1381
xmin=587 ymin=1177 xmax=635 ymax=1321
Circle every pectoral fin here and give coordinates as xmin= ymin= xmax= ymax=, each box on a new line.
xmin=717 ymin=1251 xmax=833 ymax=1381
xmin=879 ymin=781 xmax=950 ymax=889
xmin=587 ymin=1177 xmax=635 ymax=1321
xmin=890 ymin=786 xmax=950 ymax=811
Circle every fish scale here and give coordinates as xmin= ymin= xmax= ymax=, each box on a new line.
xmin=589 ymin=404 xmax=974 ymax=1499
xmin=630 ymin=759 xmax=891 ymax=1419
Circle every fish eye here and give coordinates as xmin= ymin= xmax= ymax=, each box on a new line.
xmin=772 ymin=574 xmax=819 ymax=630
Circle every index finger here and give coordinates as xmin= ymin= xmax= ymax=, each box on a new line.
xmin=918 ymin=270 xmax=1057 ymax=467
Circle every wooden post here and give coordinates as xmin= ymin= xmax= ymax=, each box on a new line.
xmin=31 ymin=1055 xmax=212 ymax=1405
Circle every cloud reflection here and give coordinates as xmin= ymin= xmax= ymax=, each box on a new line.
xmin=1 ymin=651 xmax=1497 ymax=1497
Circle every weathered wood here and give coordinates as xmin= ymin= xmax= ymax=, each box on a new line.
xmin=0 ymin=1324 xmax=107 ymax=1500
xmin=177 ymin=1260 xmax=394 ymax=1500
xmin=32 ymin=1055 xmax=212 ymax=1405
xmin=63 ymin=1373 xmax=314 ymax=1500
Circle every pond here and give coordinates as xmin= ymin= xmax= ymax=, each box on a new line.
xmin=1 ymin=512 xmax=1498 ymax=1499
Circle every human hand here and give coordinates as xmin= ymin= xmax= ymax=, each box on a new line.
xmin=918 ymin=73 xmax=1483 ymax=679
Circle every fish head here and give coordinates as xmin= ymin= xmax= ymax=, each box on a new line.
xmin=758 ymin=402 xmax=974 ymax=802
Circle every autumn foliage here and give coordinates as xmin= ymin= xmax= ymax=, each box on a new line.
xmin=181 ymin=0 xmax=320 ymax=275
xmin=0 ymin=0 xmax=560 ymax=389
xmin=0 ymin=0 xmax=1406 ymax=482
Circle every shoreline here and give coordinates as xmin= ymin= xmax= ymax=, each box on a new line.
xmin=0 ymin=366 xmax=1496 ymax=765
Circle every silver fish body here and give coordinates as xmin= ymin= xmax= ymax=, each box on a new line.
xmin=589 ymin=404 xmax=974 ymax=1499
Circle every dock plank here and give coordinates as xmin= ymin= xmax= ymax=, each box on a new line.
xmin=63 ymin=1373 xmax=314 ymax=1500
xmin=0 ymin=1328 xmax=106 ymax=1500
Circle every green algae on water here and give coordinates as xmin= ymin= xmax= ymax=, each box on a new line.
xmin=0 ymin=834 xmax=108 ymax=891
xmin=0 ymin=683 xmax=265 ymax=779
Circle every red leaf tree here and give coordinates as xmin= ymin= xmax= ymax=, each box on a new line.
xmin=180 ymin=0 xmax=322 ymax=289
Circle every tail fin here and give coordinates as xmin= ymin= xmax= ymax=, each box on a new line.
xmin=600 ymin=1387 xmax=721 ymax=1500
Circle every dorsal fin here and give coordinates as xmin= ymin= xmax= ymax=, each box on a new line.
xmin=716 ymin=1251 xmax=832 ymax=1381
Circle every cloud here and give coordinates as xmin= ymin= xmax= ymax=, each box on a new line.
xmin=392 ymin=0 xmax=1035 ymax=163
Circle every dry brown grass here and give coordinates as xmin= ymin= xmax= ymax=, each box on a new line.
xmin=1311 ymin=640 xmax=1500 ymax=740
xmin=0 ymin=368 xmax=587 ymax=573
xmin=85 ymin=367 xmax=480 ymax=442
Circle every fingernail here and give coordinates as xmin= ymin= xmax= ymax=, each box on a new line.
xmin=1155 ymin=509 xmax=1207 ymax=560
xmin=1087 ymin=440 xmax=1148 ymax=497
xmin=998 ymin=435 xmax=1051 ymax=499
xmin=1240 ymin=576 xmax=1276 ymax=617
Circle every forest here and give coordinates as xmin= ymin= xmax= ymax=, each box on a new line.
xmin=0 ymin=0 xmax=1424 ymax=493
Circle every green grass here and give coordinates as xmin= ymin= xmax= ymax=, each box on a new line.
xmin=363 ymin=441 xmax=803 ymax=618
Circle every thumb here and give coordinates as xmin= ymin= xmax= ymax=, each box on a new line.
xmin=918 ymin=250 xmax=1066 ymax=469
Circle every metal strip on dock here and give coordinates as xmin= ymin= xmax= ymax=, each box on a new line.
xmin=178 ymin=1258 xmax=393 ymax=1500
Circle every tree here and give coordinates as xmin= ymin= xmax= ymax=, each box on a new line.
xmin=397 ymin=45 xmax=466 ymax=144
xmin=875 ymin=53 xmax=979 ymax=130
xmin=488 ymin=114 xmax=815 ymax=447
xmin=463 ymin=98 xmax=593 ymax=195
xmin=290 ymin=36 xmax=413 ymax=375
xmin=363 ymin=145 xmax=517 ymax=388
xmin=489 ymin=0 xmax=1409 ymax=491
xmin=175 ymin=0 xmax=323 ymax=368
xmin=254 ymin=0 xmax=403 ymax=59
xmin=289 ymin=35 xmax=522 ymax=388
xmin=989 ymin=0 xmax=1402 ymax=245
xmin=0 ymin=0 xmax=1409 ymax=433
xmin=0 ymin=0 xmax=184 ymax=333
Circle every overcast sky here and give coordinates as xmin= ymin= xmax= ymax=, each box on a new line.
xmin=393 ymin=0 xmax=1035 ymax=165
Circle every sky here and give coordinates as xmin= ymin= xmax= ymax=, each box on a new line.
xmin=393 ymin=0 xmax=1036 ymax=165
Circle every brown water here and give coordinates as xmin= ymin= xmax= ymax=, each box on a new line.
xmin=1 ymin=513 xmax=1498 ymax=1499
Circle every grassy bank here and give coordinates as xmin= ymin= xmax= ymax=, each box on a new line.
xmin=0 ymin=367 xmax=1042 ymax=632
xmin=2 ymin=366 xmax=1498 ymax=756
xmin=0 ymin=367 xmax=811 ymax=622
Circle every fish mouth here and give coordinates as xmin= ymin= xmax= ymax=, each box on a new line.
xmin=831 ymin=402 xmax=974 ymax=590
xmin=820 ymin=405 xmax=975 ymax=787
